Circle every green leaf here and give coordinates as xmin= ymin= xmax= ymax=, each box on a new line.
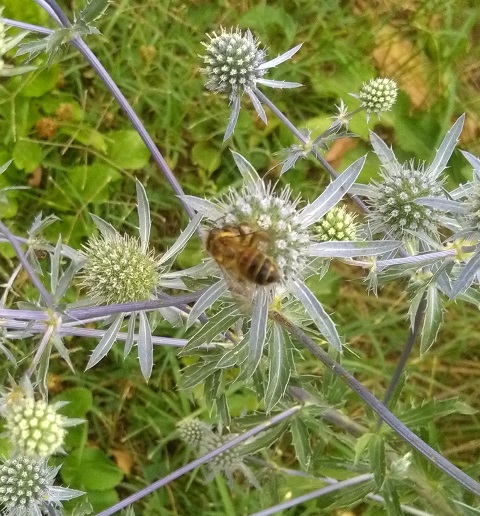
xmin=61 ymin=448 xmax=123 ymax=490
xmin=20 ymin=65 xmax=59 ymax=97
xmin=179 ymin=355 xmax=222 ymax=390
xmin=60 ymin=126 xmax=108 ymax=153
xmin=180 ymin=305 xmax=241 ymax=354
xmin=420 ymin=284 xmax=444 ymax=354
xmin=369 ymin=434 xmax=386 ymax=489
xmin=59 ymin=162 xmax=121 ymax=205
xmin=264 ymin=325 xmax=290 ymax=412
xmin=79 ymin=0 xmax=110 ymax=24
xmin=191 ymin=142 xmax=221 ymax=173
xmin=12 ymin=140 xmax=42 ymax=172
xmin=290 ymin=416 xmax=312 ymax=471
xmin=107 ymin=130 xmax=150 ymax=169
xmin=399 ymin=398 xmax=476 ymax=428
xmin=354 ymin=433 xmax=373 ymax=464
xmin=54 ymin=387 xmax=93 ymax=418
xmin=382 ymin=480 xmax=403 ymax=516
xmin=239 ymin=6 xmax=297 ymax=43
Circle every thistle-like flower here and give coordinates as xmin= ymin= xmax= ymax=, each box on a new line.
xmin=353 ymin=78 xmax=398 ymax=121
xmin=350 ymin=115 xmax=465 ymax=248
xmin=177 ymin=418 xmax=258 ymax=487
xmin=0 ymin=456 xmax=83 ymax=515
xmin=80 ymin=233 xmax=159 ymax=305
xmin=314 ymin=205 xmax=358 ymax=242
xmin=177 ymin=418 xmax=212 ymax=449
xmin=200 ymin=27 xmax=302 ymax=141
xmin=181 ymin=152 xmax=399 ymax=384
xmin=77 ymin=180 xmax=201 ymax=379
xmin=0 ymin=378 xmax=82 ymax=458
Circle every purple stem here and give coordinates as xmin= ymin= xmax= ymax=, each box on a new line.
xmin=95 ymin=405 xmax=301 ymax=516
xmin=272 ymin=310 xmax=480 ymax=497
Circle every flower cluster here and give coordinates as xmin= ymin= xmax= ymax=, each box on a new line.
xmin=177 ymin=418 xmax=258 ymax=487
xmin=0 ymin=456 xmax=82 ymax=515
xmin=357 ymin=77 xmax=398 ymax=119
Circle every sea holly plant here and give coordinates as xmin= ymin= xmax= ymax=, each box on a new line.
xmin=200 ymin=27 xmax=302 ymax=141
xmin=77 ymin=180 xmax=201 ymax=379
xmin=179 ymin=151 xmax=400 ymax=403
xmin=1 ymin=2 xmax=480 ymax=515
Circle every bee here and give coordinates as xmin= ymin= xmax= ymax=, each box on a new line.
xmin=206 ymin=224 xmax=281 ymax=286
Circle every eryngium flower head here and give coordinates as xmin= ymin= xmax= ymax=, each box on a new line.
xmin=465 ymin=183 xmax=480 ymax=230
xmin=201 ymin=28 xmax=266 ymax=98
xmin=79 ymin=233 xmax=159 ymax=304
xmin=0 ymin=456 xmax=83 ymax=515
xmin=314 ymin=205 xmax=358 ymax=241
xmin=368 ymin=160 xmax=443 ymax=239
xmin=200 ymin=431 xmax=259 ymax=488
xmin=177 ymin=418 xmax=212 ymax=448
xmin=3 ymin=397 xmax=66 ymax=457
xmin=183 ymin=151 xmax=400 ymax=366
xmin=359 ymin=117 xmax=465 ymax=244
xmin=357 ymin=78 xmax=398 ymax=119
xmin=200 ymin=28 xmax=302 ymax=141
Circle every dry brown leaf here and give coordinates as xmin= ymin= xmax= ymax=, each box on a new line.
xmin=111 ymin=448 xmax=134 ymax=475
xmin=325 ymin=138 xmax=358 ymax=169
xmin=372 ymin=25 xmax=430 ymax=108
xmin=27 ymin=166 xmax=43 ymax=187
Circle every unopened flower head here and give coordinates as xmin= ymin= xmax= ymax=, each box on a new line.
xmin=200 ymin=28 xmax=302 ymax=140
xmin=3 ymin=397 xmax=66 ymax=457
xmin=79 ymin=233 xmax=159 ymax=304
xmin=199 ymin=431 xmax=259 ymax=488
xmin=177 ymin=418 xmax=212 ymax=449
xmin=357 ymin=78 xmax=398 ymax=118
xmin=314 ymin=205 xmax=358 ymax=241
xmin=367 ymin=160 xmax=443 ymax=239
xmin=0 ymin=456 xmax=83 ymax=515
xmin=465 ymin=183 xmax=480 ymax=230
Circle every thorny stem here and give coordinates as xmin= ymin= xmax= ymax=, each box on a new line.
xmin=0 ymin=219 xmax=54 ymax=309
xmin=271 ymin=310 xmax=480 ymax=497
xmin=378 ymin=295 xmax=427 ymax=428
xmin=250 ymin=473 xmax=374 ymax=516
xmin=95 ymin=405 xmax=302 ymax=516
xmin=33 ymin=0 xmax=197 ymax=222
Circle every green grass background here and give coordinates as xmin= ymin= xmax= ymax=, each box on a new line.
xmin=1 ymin=0 xmax=480 ymax=514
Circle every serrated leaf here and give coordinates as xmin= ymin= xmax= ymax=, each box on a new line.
xmin=78 ymin=0 xmax=110 ymax=24
xmin=241 ymin=420 xmax=288 ymax=456
xmin=399 ymin=398 xmax=476 ymax=428
xmin=420 ymin=284 xmax=443 ymax=354
xmin=180 ymin=305 xmax=240 ymax=354
xmin=216 ymin=338 xmax=248 ymax=369
xmin=137 ymin=311 xmax=153 ymax=380
xmin=179 ymin=356 xmax=222 ymax=389
xmin=290 ymin=417 xmax=312 ymax=471
xmin=264 ymin=325 xmax=290 ymax=412
xmin=369 ymin=434 xmax=386 ymax=488
xmin=354 ymin=433 xmax=373 ymax=464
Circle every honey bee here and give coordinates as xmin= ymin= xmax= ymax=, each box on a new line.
xmin=206 ymin=224 xmax=281 ymax=286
